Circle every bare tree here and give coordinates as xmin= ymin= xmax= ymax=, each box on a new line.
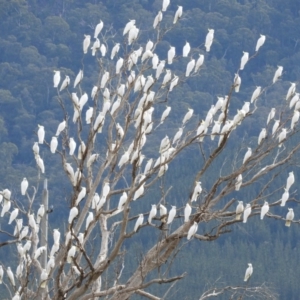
xmin=0 ymin=2 xmax=299 ymax=300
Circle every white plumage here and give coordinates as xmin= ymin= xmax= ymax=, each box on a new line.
xmin=280 ymin=188 xmax=289 ymax=207
xmin=286 ymin=82 xmax=296 ymax=101
xmin=235 ymin=174 xmax=242 ymax=191
xmin=94 ymin=20 xmax=104 ymax=38
xmin=243 ymin=204 xmax=251 ymax=223
xmin=173 ymin=5 xmax=183 ymax=24
xmin=173 ymin=127 xmax=183 ymax=145
xmin=182 ymin=42 xmax=191 ymax=57
xmin=195 ymin=54 xmax=204 ymax=72
xmin=56 ymin=120 xmax=66 ymax=137
xmin=244 ymin=263 xmax=253 ymax=281
xmin=167 ymin=206 xmax=176 ymax=224
xmin=278 ymin=128 xmax=287 ymax=147
xmin=60 ymin=75 xmax=70 ymax=91
xmin=69 ymin=138 xmax=76 ymax=156
xmin=234 ymin=73 xmax=241 ymax=92
xmin=243 ymin=148 xmax=252 ymax=164
xmin=118 ymin=151 xmax=130 ymax=168
xmin=67 ymin=245 xmax=76 ymax=263
xmin=83 ymin=35 xmax=91 ymax=54
xmin=53 ymin=70 xmax=60 ymax=88
xmin=153 ymin=10 xmax=163 ymax=29
xmin=86 ymin=212 xmax=94 ymax=230
xmin=260 ymin=201 xmax=269 ymax=220
xmin=8 ymin=208 xmax=18 ymax=225
xmin=286 ymin=172 xmax=295 ymax=191
xmin=186 ymin=59 xmax=195 ymax=77
xmin=236 ymin=201 xmax=244 ymax=220
xmin=21 ymin=178 xmax=28 ymax=195
xmin=267 ymin=108 xmax=275 ymax=125
xmin=205 ymin=29 xmax=214 ymax=52
xmin=285 ymin=208 xmax=294 ymax=227
xmin=250 ymin=86 xmax=261 ymax=103
xmin=273 ymin=66 xmax=283 ymax=84
xmin=258 ymin=128 xmax=266 ymax=145
xmin=184 ymin=203 xmax=192 ymax=222
xmin=162 ymin=0 xmax=170 ymax=11
xmin=50 ymin=137 xmax=58 ymax=154
xmin=134 ymin=214 xmax=144 ymax=232
xmin=68 ymin=207 xmax=78 ymax=224
xmin=191 ymin=181 xmax=202 ymax=202
xmin=291 ymin=110 xmax=299 ymax=130
xmin=240 ymin=51 xmax=249 ymax=70
xmin=168 ymin=46 xmax=176 ymax=64
xmin=75 ymin=187 xmax=86 ymax=206
xmin=255 ymin=34 xmax=266 ymax=51
xmin=74 ymin=69 xmax=83 ymax=88
xmin=123 ymin=20 xmax=135 ymax=36
xmin=148 ymin=205 xmax=157 ymax=224
xmin=7 ymin=267 xmax=15 ymax=286
xmin=37 ymin=125 xmax=45 ymax=144
xmin=118 ymin=192 xmax=128 ymax=210
xmin=182 ymin=108 xmax=194 ymax=125
xmin=187 ymin=221 xmax=198 ymax=240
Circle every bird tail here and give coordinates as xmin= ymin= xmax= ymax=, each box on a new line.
xmin=41 ymin=281 xmax=47 ymax=288
xmin=236 ymin=213 xmax=241 ymax=220
xmin=285 ymin=220 xmax=291 ymax=227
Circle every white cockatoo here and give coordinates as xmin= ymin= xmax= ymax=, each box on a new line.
xmin=185 ymin=59 xmax=195 ymax=77
xmin=50 ymin=136 xmax=58 ymax=154
xmin=85 ymin=212 xmax=94 ymax=230
xmin=55 ymin=120 xmax=67 ymax=137
xmin=118 ymin=192 xmax=128 ymax=210
xmin=286 ymin=172 xmax=295 ymax=191
xmin=37 ymin=125 xmax=45 ymax=144
xmin=94 ymin=20 xmax=104 ymax=38
xmin=280 ymin=188 xmax=289 ymax=207
xmin=74 ymin=69 xmax=83 ymax=88
xmin=168 ymin=46 xmax=176 ymax=64
xmin=167 ymin=206 xmax=176 ymax=224
xmin=134 ymin=214 xmax=144 ymax=232
xmin=148 ymin=205 xmax=157 ymax=224
xmin=244 ymin=263 xmax=253 ymax=281
xmin=234 ymin=73 xmax=241 ymax=92
xmin=53 ymin=70 xmax=60 ymax=88
xmin=7 ymin=267 xmax=15 ymax=286
xmin=123 ymin=20 xmax=135 ymax=36
xmin=83 ymin=35 xmax=91 ymax=54
xmin=21 ymin=178 xmax=28 ymax=195
xmin=255 ymin=34 xmax=265 ymax=51
xmin=182 ymin=108 xmax=194 ymax=125
xmin=195 ymin=54 xmax=204 ymax=73
xmin=278 ymin=128 xmax=287 ymax=147
xmin=205 ymin=29 xmax=214 ymax=52
xmin=243 ymin=148 xmax=252 ymax=164
xmin=37 ymin=204 xmax=45 ymax=224
xmin=153 ymin=11 xmax=163 ymax=29
xmin=267 ymin=108 xmax=276 ymax=125
xmin=260 ymin=201 xmax=269 ymax=220
xmin=285 ymin=208 xmax=294 ymax=227
xmin=236 ymin=201 xmax=244 ymax=220
xmin=67 ymin=245 xmax=76 ymax=263
xmin=182 ymin=42 xmax=191 ymax=57
xmin=69 ymin=138 xmax=76 ymax=156
xmin=273 ymin=66 xmax=283 ymax=84
xmin=187 ymin=222 xmax=198 ymax=240
xmin=191 ymin=181 xmax=202 ymax=202
xmin=286 ymin=82 xmax=296 ymax=101
xmin=8 ymin=208 xmax=18 ymax=225
xmin=68 ymin=207 xmax=78 ymax=224
xmin=173 ymin=5 xmax=183 ymax=24
xmin=258 ymin=128 xmax=266 ymax=145
xmin=250 ymin=86 xmax=261 ymax=103
xmin=240 ymin=51 xmax=249 ymax=70
xmin=75 ymin=187 xmax=86 ymax=206
xmin=184 ymin=203 xmax=192 ymax=222
xmin=235 ymin=174 xmax=242 ymax=191
xmin=243 ymin=204 xmax=251 ymax=223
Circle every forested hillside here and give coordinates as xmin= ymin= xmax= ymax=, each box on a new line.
xmin=1 ymin=0 xmax=300 ymax=298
